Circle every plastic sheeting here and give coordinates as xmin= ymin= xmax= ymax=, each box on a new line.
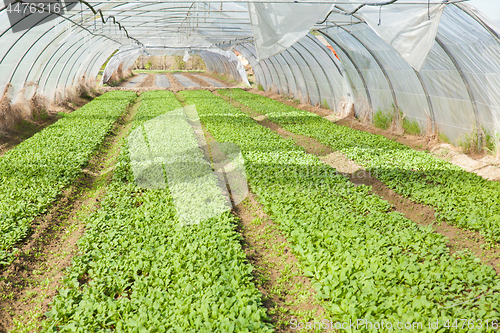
xmin=2 ymin=0 xmax=500 ymax=146
xmin=249 ymin=0 xmax=445 ymax=71
xmin=198 ymin=48 xmax=250 ymax=86
xmin=239 ymin=2 xmax=500 ymax=144
xmin=248 ymin=2 xmax=332 ymax=61
xmin=102 ymin=46 xmax=143 ymax=84
xmin=354 ymin=1 xmax=445 ymax=71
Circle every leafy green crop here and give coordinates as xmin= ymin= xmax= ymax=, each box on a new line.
xmin=220 ymin=89 xmax=500 ymax=243
xmin=44 ymin=91 xmax=272 ymax=332
xmin=0 ymin=91 xmax=137 ymax=265
xmin=182 ymin=90 xmax=500 ymax=330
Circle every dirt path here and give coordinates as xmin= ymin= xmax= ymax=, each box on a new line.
xmin=136 ymin=74 xmax=155 ymax=88
xmin=164 ymin=73 xmax=185 ymax=90
xmin=182 ymin=73 xmax=211 ymax=87
xmin=175 ymin=92 xmax=330 ymax=332
xmin=0 ymin=97 xmax=142 ymax=332
xmin=249 ymin=88 xmax=500 ymax=182
xmin=199 ymin=71 xmax=238 ymax=87
xmin=220 ymin=93 xmax=500 ymax=276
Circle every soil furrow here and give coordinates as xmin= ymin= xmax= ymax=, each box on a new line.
xmin=0 ymin=96 xmax=142 ymax=332
xmin=164 ymin=73 xmax=185 ymax=91
xmin=176 ymin=92 xmax=331 ymax=332
xmin=249 ymin=89 xmax=500 ymax=182
xmin=219 ymin=93 xmax=500 ymax=275
xmin=182 ymin=73 xmax=211 ymax=87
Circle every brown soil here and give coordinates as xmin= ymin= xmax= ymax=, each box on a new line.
xmin=234 ymin=194 xmax=333 ymax=332
xmin=0 ymin=95 xmax=97 ymax=157
xmin=182 ymin=73 xmax=211 ymax=87
xmin=198 ymin=72 xmax=237 ymax=87
xmin=0 ymin=115 xmax=58 ymax=157
xmin=222 ymin=94 xmax=500 ymax=276
xmin=135 ymin=74 xmax=155 ymax=88
xmin=248 ymin=89 xmax=500 ymax=182
xmin=165 ymin=73 xmax=185 ymax=91
xmin=0 ymin=98 xmax=141 ymax=332
xmin=176 ymin=92 xmax=329 ymax=331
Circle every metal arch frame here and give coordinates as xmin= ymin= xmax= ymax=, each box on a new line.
xmin=198 ymin=52 xmax=215 ymax=72
xmin=203 ymin=53 xmax=220 ymax=73
xmin=341 ymin=23 xmax=436 ymax=130
xmin=452 ymin=2 xmax=500 ymax=136
xmin=279 ymin=47 xmax=312 ymax=104
xmin=23 ymin=29 xmax=81 ymax=86
xmin=46 ymin=33 xmax=104 ymax=97
xmin=305 ymin=34 xmax=343 ymax=79
xmin=45 ymin=34 xmax=115 ymax=90
xmin=237 ymin=43 xmax=270 ymax=90
xmin=327 ymin=8 xmax=437 ymax=128
xmin=234 ymin=44 xmax=266 ymax=87
xmin=305 ymin=33 xmax=346 ymax=112
xmin=2 ymin=0 xmax=489 ymax=111
xmin=5 ymin=6 xmax=117 ymax=96
xmin=264 ymin=56 xmax=288 ymax=94
xmin=37 ymin=31 xmax=105 ymax=97
xmin=208 ymin=53 xmax=223 ymax=73
xmin=296 ymin=37 xmax=337 ymax=109
xmin=453 ymin=3 xmax=500 ymax=42
xmin=68 ymin=41 xmax=109 ymax=86
xmin=262 ymin=56 xmax=286 ymax=93
xmin=203 ymin=50 xmax=240 ymax=81
xmin=287 ymin=43 xmax=323 ymax=105
xmin=59 ymin=40 xmax=92 ymax=89
xmin=318 ymin=30 xmax=373 ymax=113
xmin=79 ymin=43 xmax=113 ymax=80
xmin=0 ymin=1 xmax=80 ymax=81
xmin=435 ymin=37 xmax=482 ymax=147
xmin=218 ymin=52 xmax=239 ymax=80
xmin=269 ymin=52 xmax=293 ymax=95
xmin=45 ymin=41 xmax=114 ymax=88
xmin=8 ymin=26 xmax=60 ymax=90
xmin=62 ymin=36 xmax=109 ymax=88
xmin=71 ymin=2 xmax=251 ymax=44
xmin=0 ymin=1 xmax=127 ymax=45
xmin=212 ymin=53 xmax=228 ymax=75
xmin=85 ymin=49 xmax=110 ymax=78
xmin=344 ymin=23 xmax=435 ymax=129
xmin=337 ymin=25 xmax=399 ymax=113
xmin=248 ymin=45 xmax=278 ymax=92
xmin=274 ymin=52 xmax=299 ymax=96
xmin=413 ymin=69 xmax=436 ymax=131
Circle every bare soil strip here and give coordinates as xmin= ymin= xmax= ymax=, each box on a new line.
xmin=234 ymin=194 xmax=333 ymax=332
xmin=220 ymin=94 xmax=500 ymax=276
xmin=182 ymin=73 xmax=211 ymax=87
xmin=249 ymin=89 xmax=500 ymax=182
xmin=175 ymin=93 xmax=330 ymax=332
xmin=0 ymin=98 xmax=142 ymax=332
xmin=165 ymin=73 xmax=185 ymax=90
xmin=198 ymin=71 xmax=238 ymax=87
xmin=136 ymin=74 xmax=155 ymax=88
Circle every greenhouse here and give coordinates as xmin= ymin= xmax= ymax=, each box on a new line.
xmin=1 ymin=0 xmax=500 ymax=331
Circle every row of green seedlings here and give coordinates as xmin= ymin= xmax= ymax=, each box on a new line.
xmin=221 ymin=89 xmax=500 ymax=244
xmin=0 ymin=91 xmax=137 ymax=266
xmin=372 ymin=106 xmax=496 ymax=153
xmin=43 ymin=91 xmax=273 ymax=332
xmin=181 ymin=89 xmax=500 ymax=331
